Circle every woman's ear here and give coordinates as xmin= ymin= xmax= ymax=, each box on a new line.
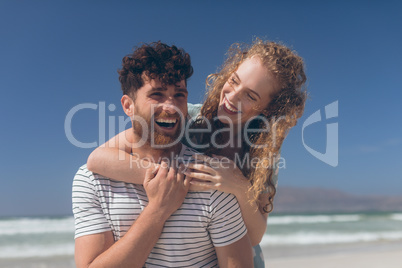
xmin=121 ymin=95 xmax=135 ymax=117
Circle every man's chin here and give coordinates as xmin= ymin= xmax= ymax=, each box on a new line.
xmin=151 ymin=132 xmax=181 ymax=147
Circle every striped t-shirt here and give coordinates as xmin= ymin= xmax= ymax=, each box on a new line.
xmin=72 ymin=144 xmax=247 ymax=267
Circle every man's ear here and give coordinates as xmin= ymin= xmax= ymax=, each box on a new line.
xmin=121 ymin=95 xmax=135 ymax=117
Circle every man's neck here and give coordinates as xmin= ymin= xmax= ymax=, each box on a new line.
xmin=131 ymin=139 xmax=182 ymax=164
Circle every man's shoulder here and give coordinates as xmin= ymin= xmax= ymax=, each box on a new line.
xmin=73 ymin=164 xmax=111 ymax=184
xmin=74 ymin=164 xmax=95 ymax=181
xmin=73 ymin=164 xmax=142 ymax=196
xmin=188 ymin=189 xmax=239 ymax=209
xmin=209 ymin=190 xmax=237 ymax=203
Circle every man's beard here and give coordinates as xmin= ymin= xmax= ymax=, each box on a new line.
xmin=132 ymin=108 xmax=183 ymax=148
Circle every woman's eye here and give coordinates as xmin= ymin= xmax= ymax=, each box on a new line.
xmin=248 ymin=94 xmax=256 ymax=101
xmin=229 ymin=77 xmax=238 ymax=85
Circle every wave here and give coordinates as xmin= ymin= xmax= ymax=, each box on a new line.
xmin=0 ymin=217 xmax=75 ymax=236
xmin=260 ymin=231 xmax=402 ymax=246
xmin=0 ymin=242 xmax=74 ymax=259
xmin=267 ymin=214 xmax=361 ymax=225
xmin=390 ymin=213 xmax=402 ymax=221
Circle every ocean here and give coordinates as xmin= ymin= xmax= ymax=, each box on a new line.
xmin=262 ymin=212 xmax=402 ymax=246
xmin=1 ymin=212 xmax=401 ymax=265
xmin=0 ymin=217 xmax=75 ymax=259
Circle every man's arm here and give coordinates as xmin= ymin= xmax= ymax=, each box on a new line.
xmin=215 ymin=235 xmax=253 ymax=268
xmin=74 ymin=164 xmax=190 ymax=268
xmin=207 ymin=191 xmax=253 ymax=267
xmin=87 ymin=129 xmax=158 ymax=184
xmin=75 ymin=203 xmax=174 ymax=268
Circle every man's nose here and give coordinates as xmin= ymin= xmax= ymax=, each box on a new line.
xmin=162 ymin=97 xmax=177 ymax=114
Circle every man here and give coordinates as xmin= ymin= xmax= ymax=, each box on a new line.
xmin=72 ymin=42 xmax=253 ymax=267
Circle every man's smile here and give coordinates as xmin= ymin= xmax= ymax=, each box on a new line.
xmin=154 ymin=117 xmax=179 ymax=130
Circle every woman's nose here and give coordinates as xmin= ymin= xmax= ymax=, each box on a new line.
xmin=226 ymin=90 xmax=241 ymax=106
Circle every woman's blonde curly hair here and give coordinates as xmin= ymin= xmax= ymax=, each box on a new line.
xmin=193 ymin=39 xmax=307 ymax=213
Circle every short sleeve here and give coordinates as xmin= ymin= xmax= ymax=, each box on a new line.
xmin=72 ymin=165 xmax=111 ymax=239
xmin=208 ymin=191 xmax=247 ymax=247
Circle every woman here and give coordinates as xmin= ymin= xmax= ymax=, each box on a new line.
xmin=87 ymin=39 xmax=307 ymax=267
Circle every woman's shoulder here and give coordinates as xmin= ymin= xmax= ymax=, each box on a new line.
xmin=187 ymin=103 xmax=202 ymax=119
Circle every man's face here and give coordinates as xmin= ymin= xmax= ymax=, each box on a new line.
xmin=131 ymin=77 xmax=188 ymax=147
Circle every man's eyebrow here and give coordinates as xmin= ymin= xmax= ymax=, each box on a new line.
xmin=176 ymin=87 xmax=188 ymax=93
xmin=149 ymin=87 xmax=166 ymax=92
xmin=233 ymin=72 xmax=261 ymax=100
xmin=148 ymin=86 xmax=188 ymax=94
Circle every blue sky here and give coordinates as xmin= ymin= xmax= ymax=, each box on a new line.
xmin=1 ymin=1 xmax=401 ymax=216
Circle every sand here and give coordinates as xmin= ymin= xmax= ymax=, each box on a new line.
xmin=267 ymin=250 xmax=401 ymax=268
xmin=263 ymin=240 xmax=402 ymax=268
xmin=1 ymin=241 xmax=401 ymax=267
xmin=0 ymin=256 xmax=75 ymax=268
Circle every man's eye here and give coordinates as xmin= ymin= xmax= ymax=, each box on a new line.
xmin=150 ymin=92 xmax=163 ymax=97
xmin=175 ymin=93 xmax=186 ymax=98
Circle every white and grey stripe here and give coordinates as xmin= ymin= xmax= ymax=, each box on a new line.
xmin=72 ymin=145 xmax=247 ymax=267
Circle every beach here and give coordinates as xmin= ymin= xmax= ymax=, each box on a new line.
xmin=1 ymin=242 xmax=401 ymax=268
xmin=260 ymin=212 xmax=402 ymax=267
xmin=1 ymin=212 xmax=401 ymax=267
xmin=0 ymin=256 xmax=75 ymax=268
xmin=263 ymin=240 xmax=402 ymax=268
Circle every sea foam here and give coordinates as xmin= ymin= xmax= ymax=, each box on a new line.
xmin=260 ymin=231 xmax=402 ymax=246
xmin=267 ymin=214 xmax=361 ymax=225
xmin=390 ymin=213 xmax=402 ymax=221
xmin=0 ymin=217 xmax=75 ymax=236
xmin=0 ymin=243 xmax=74 ymax=258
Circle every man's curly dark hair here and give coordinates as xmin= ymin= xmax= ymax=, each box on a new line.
xmin=118 ymin=41 xmax=193 ymax=97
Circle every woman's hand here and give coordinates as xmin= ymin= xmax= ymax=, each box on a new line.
xmin=144 ymin=162 xmax=190 ymax=219
xmin=183 ymin=154 xmax=250 ymax=196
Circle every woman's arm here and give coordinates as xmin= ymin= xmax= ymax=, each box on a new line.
xmin=235 ymin=185 xmax=269 ymax=246
xmin=87 ymin=103 xmax=202 ymax=183
xmin=87 ymin=129 xmax=156 ymax=184
xmin=183 ymin=155 xmax=268 ymax=246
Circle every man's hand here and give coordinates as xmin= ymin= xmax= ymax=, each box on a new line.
xmin=75 ymin=162 xmax=190 ymax=268
xmin=144 ymin=161 xmax=190 ymax=219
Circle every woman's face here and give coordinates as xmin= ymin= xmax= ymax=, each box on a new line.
xmin=217 ymin=56 xmax=279 ymax=126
